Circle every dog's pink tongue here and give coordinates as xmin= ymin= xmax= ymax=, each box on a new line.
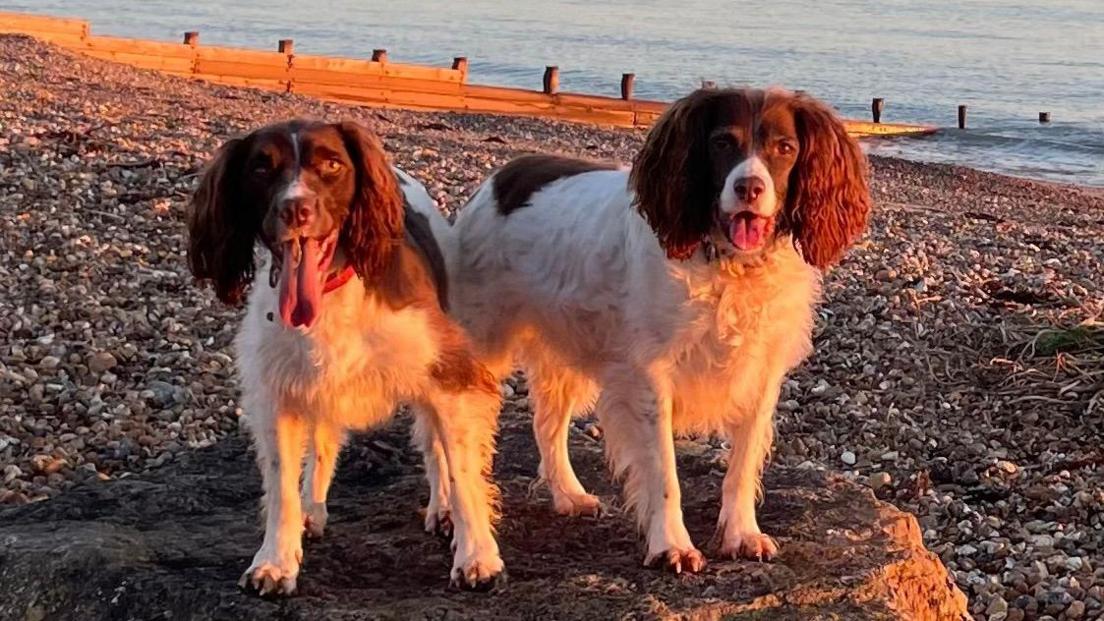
xmin=730 ymin=216 xmax=766 ymax=251
xmin=277 ymin=239 xmax=324 ymax=328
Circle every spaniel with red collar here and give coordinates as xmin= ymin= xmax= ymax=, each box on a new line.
xmin=187 ymin=121 xmax=503 ymax=594
xmin=448 ymin=88 xmax=871 ymax=572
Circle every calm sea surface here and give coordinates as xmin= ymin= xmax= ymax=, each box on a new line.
xmin=4 ymin=0 xmax=1103 ymax=186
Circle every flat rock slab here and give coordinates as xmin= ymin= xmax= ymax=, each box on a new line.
xmin=0 ymin=417 xmax=967 ymax=620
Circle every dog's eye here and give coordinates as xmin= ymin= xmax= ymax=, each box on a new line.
xmin=777 ymin=141 xmax=797 ymax=156
xmin=322 ymin=159 xmax=344 ymax=175
xmin=251 ymin=159 xmax=273 ymax=177
xmin=711 ymin=136 xmax=734 ymax=151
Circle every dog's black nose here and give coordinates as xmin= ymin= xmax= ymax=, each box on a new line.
xmin=734 ymin=177 xmax=765 ymax=203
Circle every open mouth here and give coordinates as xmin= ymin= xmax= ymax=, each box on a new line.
xmin=722 ymin=212 xmax=775 ymax=252
xmin=275 ymin=229 xmax=339 ymax=329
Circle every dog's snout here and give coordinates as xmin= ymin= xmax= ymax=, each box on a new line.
xmin=733 ymin=177 xmax=766 ymax=203
xmin=280 ymin=198 xmax=316 ymax=227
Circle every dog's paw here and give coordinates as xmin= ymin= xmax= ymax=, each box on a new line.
xmin=303 ymin=503 xmax=328 ymax=540
xmin=423 ymin=508 xmax=453 ymax=539
xmin=644 ymin=546 xmax=706 ymax=574
xmin=239 ymin=561 xmax=300 ymax=597
xmin=716 ymin=530 xmax=778 ymax=562
xmin=450 ymin=546 xmax=505 ymax=591
xmin=552 ymin=491 xmax=603 ymax=517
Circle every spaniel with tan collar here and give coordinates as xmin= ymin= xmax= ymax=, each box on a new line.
xmin=448 ymin=88 xmax=872 ymax=572
xmin=187 ymin=120 xmax=503 ymax=595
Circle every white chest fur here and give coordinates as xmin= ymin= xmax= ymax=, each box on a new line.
xmin=666 ymin=244 xmax=821 ymax=433
xmin=234 ymin=265 xmax=439 ymax=430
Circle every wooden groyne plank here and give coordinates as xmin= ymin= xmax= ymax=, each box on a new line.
xmin=0 ymin=10 xmax=938 ymax=136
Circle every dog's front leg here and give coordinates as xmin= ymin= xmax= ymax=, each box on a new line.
xmin=300 ymin=421 xmax=344 ymax=539
xmin=241 ymin=407 xmax=307 ymax=596
xmin=424 ymin=389 xmax=504 ymax=589
xmin=412 ymin=407 xmax=453 ymax=537
xmin=597 ymin=364 xmax=704 ymax=573
xmin=715 ymin=379 xmax=780 ymax=561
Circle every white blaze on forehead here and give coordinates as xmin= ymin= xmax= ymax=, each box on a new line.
xmin=717 ymin=155 xmax=778 ymax=216
xmin=277 ymin=131 xmax=315 ymax=202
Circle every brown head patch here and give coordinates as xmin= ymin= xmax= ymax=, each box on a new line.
xmin=493 ymin=154 xmax=617 ymax=216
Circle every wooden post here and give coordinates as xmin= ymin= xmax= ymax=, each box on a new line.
xmin=278 ymin=39 xmax=294 ymax=54
xmin=451 ymin=56 xmax=469 ymax=73
xmin=620 ymin=73 xmax=635 ymax=100
xmin=183 ymin=31 xmax=199 ymax=46
xmin=372 ymin=49 xmax=388 ymax=62
xmin=958 ymin=105 xmax=968 ymax=129
xmin=543 ymin=66 xmax=559 ymax=94
xmin=1039 ymin=112 xmax=1051 ymax=124
xmin=872 ymin=98 xmax=885 ymax=123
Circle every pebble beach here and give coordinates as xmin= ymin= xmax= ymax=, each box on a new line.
xmin=1 ymin=35 xmax=1102 ymax=621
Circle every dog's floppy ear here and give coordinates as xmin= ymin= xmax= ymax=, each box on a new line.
xmin=631 ymin=89 xmax=720 ymax=260
xmin=784 ymin=94 xmax=872 ymax=269
xmin=336 ymin=122 xmax=404 ymax=281
xmin=187 ymin=137 xmax=260 ymax=305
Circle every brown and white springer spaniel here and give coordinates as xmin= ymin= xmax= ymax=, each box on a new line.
xmin=187 ymin=120 xmax=503 ymax=595
xmin=447 ymin=88 xmax=872 ymax=572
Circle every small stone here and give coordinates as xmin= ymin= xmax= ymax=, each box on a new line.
xmin=985 ymin=595 xmax=1008 ymax=620
xmin=957 ymin=544 xmax=978 ymax=557
xmin=1066 ymin=600 xmax=1085 ymax=619
xmin=840 ymin=451 xmax=857 ymax=466
xmin=879 ymin=451 xmax=899 ymax=461
xmin=2 ymin=465 xmax=22 ymax=484
xmin=88 ymin=352 xmax=118 ymax=374
xmin=869 ymin=472 xmax=892 ymax=490
xmin=38 ymin=356 xmax=61 ymax=369
xmin=995 ymin=460 xmax=1018 ymax=475
xmin=1066 ymin=557 xmax=1084 ymax=572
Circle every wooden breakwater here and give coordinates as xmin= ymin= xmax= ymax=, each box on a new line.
xmin=0 ymin=11 xmax=937 ymax=137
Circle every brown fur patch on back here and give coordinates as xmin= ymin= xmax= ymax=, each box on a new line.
xmin=492 ymin=154 xmax=617 ymax=216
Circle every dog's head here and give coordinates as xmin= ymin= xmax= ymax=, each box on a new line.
xmin=631 ymin=87 xmax=871 ymax=268
xmin=187 ymin=120 xmax=403 ymax=328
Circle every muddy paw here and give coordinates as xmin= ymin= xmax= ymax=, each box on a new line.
xmin=552 ymin=491 xmax=603 ymax=517
xmin=644 ymin=546 xmax=706 ymax=574
xmin=716 ymin=531 xmax=778 ymax=562
xmin=424 ymin=508 xmax=453 ymax=539
xmin=239 ymin=562 xmax=299 ymax=597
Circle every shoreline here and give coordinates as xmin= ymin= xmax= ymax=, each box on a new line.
xmin=2 ymin=35 xmax=1103 ymax=620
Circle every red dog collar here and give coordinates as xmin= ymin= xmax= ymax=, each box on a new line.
xmin=322 ymin=266 xmax=357 ymax=294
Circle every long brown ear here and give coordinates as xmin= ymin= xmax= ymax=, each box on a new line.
xmin=187 ymin=137 xmax=259 ymax=305
xmin=785 ymin=94 xmax=872 ymax=269
xmin=630 ymin=90 xmax=719 ymax=260
xmin=336 ymin=122 xmax=404 ymax=280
